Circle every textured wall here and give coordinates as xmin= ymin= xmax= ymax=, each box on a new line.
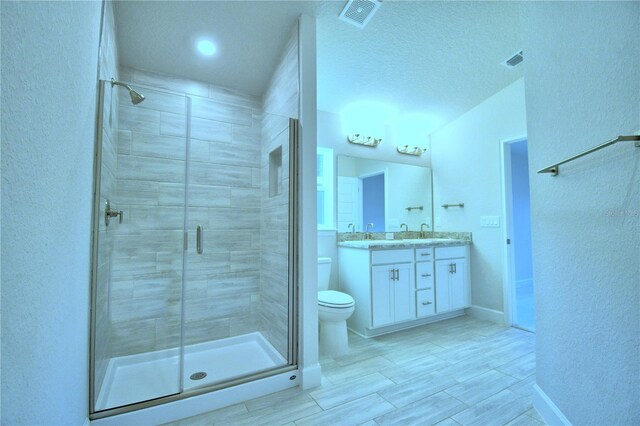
xmin=108 ymin=67 xmax=263 ymax=356
xmin=522 ymin=2 xmax=639 ymax=423
xmin=94 ymin=0 xmax=120 ymax=400
xmin=260 ymin=25 xmax=299 ymax=358
xmin=430 ymin=79 xmax=527 ymax=312
xmin=1 ymin=1 xmax=101 ymax=423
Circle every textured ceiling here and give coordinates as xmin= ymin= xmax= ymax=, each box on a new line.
xmin=115 ymin=1 xmax=523 ymax=133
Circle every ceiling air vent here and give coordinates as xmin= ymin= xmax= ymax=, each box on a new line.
xmin=502 ymin=50 xmax=524 ymax=68
xmin=339 ymin=0 xmax=382 ymax=29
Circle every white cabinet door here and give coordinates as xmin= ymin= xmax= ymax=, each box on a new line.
xmin=371 ymin=263 xmax=415 ymax=327
xmin=371 ymin=265 xmax=394 ymax=327
xmin=393 ymin=263 xmax=415 ymax=323
xmin=450 ymin=259 xmax=467 ymax=310
xmin=436 ymin=258 xmax=469 ymax=313
xmin=435 ymin=260 xmax=453 ymax=313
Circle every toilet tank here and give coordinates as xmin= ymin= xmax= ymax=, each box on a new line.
xmin=317 ymin=257 xmax=332 ymax=291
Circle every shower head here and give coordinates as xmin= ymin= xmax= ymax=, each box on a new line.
xmin=129 ymin=89 xmax=145 ymax=105
xmin=110 ymin=79 xmax=145 ymax=105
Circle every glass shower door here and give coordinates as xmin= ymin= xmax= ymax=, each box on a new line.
xmin=91 ymin=81 xmax=188 ymax=412
xmin=181 ymin=109 xmax=296 ymax=391
xmin=91 ymin=80 xmax=298 ymax=414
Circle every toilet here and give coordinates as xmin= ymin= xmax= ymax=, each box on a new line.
xmin=317 ymin=257 xmax=355 ymax=356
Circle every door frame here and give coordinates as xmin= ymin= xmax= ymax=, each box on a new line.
xmin=499 ymin=135 xmax=528 ymax=327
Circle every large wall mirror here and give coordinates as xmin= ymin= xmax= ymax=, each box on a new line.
xmin=337 ymin=155 xmax=433 ymax=233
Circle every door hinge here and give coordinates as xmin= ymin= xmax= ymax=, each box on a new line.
xmin=506 ymin=238 xmax=511 ymax=244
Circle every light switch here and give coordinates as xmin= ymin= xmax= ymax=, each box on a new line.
xmin=481 ymin=216 xmax=500 ymax=228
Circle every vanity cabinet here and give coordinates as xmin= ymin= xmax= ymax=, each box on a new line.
xmin=434 ymin=246 xmax=470 ymax=313
xmin=339 ymin=242 xmax=471 ymax=337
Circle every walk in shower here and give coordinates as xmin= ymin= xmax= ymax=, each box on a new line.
xmin=90 ymin=75 xmax=298 ymax=416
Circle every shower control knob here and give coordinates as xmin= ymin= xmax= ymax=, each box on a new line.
xmin=104 ymin=199 xmax=124 ymax=226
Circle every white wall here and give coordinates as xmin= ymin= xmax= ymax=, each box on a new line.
xmin=318 ymin=109 xmax=432 ymax=167
xmin=522 ymin=2 xmax=639 ymax=424
xmin=431 ymin=79 xmax=527 ymax=312
xmin=1 ymin=1 xmax=101 ymax=423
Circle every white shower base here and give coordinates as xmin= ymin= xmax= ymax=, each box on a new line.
xmin=96 ymin=332 xmax=286 ymax=411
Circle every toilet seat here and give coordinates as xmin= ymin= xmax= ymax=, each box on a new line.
xmin=318 ymin=290 xmax=354 ymax=308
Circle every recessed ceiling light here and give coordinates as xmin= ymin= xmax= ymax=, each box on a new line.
xmin=197 ymin=40 xmax=217 ymax=56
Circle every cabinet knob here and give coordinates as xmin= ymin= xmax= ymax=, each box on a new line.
xmin=420 ymin=253 xmax=431 ymax=256
xmin=422 ymin=301 xmax=433 ymax=306
xmin=421 ymin=273 xmax=431 ymax=277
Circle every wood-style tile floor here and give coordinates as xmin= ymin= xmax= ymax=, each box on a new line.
xmin=169 ymin=316 xmax=544 ymax=426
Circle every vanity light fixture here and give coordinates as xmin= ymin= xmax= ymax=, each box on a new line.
xmin=348 ymin=134 xmax=382 ymax=147
xmin=396 ymin=145 xmax=428 ymax=156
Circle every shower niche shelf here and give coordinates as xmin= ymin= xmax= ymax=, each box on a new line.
xmin=269 ymin=146 xmax=283 ymax=197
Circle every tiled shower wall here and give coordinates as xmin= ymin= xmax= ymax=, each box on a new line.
xmin=260 ymin=25 xmax=299 ymax=358
xmin=95 ymin=0 xmax=119 ymax=395
xmin=109 ymin=67 xmax=264 ymax=356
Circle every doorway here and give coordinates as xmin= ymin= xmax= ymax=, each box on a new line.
xmin=501 ymin=138 xmax=535 ymax=332
xmin=361 ymin=172 xmax=385 ymax=232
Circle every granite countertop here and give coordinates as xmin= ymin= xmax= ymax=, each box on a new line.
xmin=338 ymin=238 xmax=471 ymax=249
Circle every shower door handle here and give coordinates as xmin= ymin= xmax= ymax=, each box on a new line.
xmin=196 ymin=225 xmax=203 ymax=254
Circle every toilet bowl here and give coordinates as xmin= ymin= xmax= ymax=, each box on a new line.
xmin=318 ymin=258 xmax=355 ymax=356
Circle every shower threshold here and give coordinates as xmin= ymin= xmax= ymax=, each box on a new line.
xmin=95 ymin=332 xmax=286 ymax=412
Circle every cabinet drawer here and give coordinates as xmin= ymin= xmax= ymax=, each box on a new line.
xmin=435 ymin=245 xmax=466 ymax=260
xmin=415 ymin=247 xmax=434 ymax=261
xmin=416 ymin=289 xmax=436 ymax=317
xmin=371 ymin=249 xmax=413 ymax=265
xmin=416 ymin=261 xmax=434 ymax=290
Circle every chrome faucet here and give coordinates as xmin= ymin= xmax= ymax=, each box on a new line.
xmin=365 ymin=223 xmax=374 ymax=240
xmin=420 ymin=223 xmax=430 ymax=238
xmin=347 ymin=223 xmax=355 ymax=233
xmin=400 ymin=223 xmax=408 ymax=233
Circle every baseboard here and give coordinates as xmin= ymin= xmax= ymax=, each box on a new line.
xmin=532 ymin=384 xmax=572 ymax=426
xmin=300 ymin=363 xmax=322 ymax=390
xmin=466 ymin=305 xmax=505 ymax=324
